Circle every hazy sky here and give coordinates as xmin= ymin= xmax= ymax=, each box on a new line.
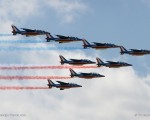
xmin=0 ymin=0 xmax=150 ymax=120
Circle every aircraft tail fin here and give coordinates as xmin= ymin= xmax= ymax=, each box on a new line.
xmin=96 ymin=57 xmax=104 ymax=67
xmin=120 ymin=46 xmax=127 ymax=55
xmin=82 ymin=39 xmax=90 ymax=48
xmin=11 ymin=25 xmax=20 ymax=35
xmin=69 ymin=68 xmax=77 ymax=77
xmin=47 ymin=79 xmax=55 ymax=88
xmin=59 ymin=55 xmax=67 ymax=65
xmin=46 ymin=33 xmax=54 ymax=42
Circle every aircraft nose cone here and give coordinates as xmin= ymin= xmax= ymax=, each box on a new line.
xmin=76 ymin=85 xmax=82 ymax=87
xmin=100 ymin=75 xmax=105 ymax=77
xmin=127 ymin=64 xmax=132 ymax=66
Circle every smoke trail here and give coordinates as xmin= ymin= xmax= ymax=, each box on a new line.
xmin=0 ymin=40 xmax=44 ymax=43
xmin=0 ymin=65 xmax=97 ymax=70
xmin=0 ymin=76 xmax=70 ymax=80
xmin=0 ymin=46 xmax=83 ymax=51
xmin=0 ymin=34 xmax=13 ymax=36
xmin=0 ymin=86 xmax=49 ymax=90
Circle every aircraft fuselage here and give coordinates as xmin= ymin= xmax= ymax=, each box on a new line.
xmin=123 ymin=51 xmax=150 ymax=56
xmin=56 ymin=86 xmax=81 ymax=89
xmin=78 ymin=76 xmax=100 ymax=79
xmin=13 ymin=31 xmax=46 ymax=36
xmin=98 ymin=62 xmax=132 ymax=68
xmin=56 ymin=39 xmax=82 ymax=43
xmin=107 ymin=64 xmax=129 ymax=68
xmin=64 ymin=62 xmax=95 ymax=65
xmin=92 ymin=46 xmax=118 ymax=49
xmin=72 ymin=74 xmax=104 ymax=79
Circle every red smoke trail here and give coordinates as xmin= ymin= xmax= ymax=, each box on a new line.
xmin=0 ymin=86 xmax=49 ymax=90
xmin=0 ymin=76 xmax=71 ymax=80
xmin=0 ymin=65 xmax=97 ymax=70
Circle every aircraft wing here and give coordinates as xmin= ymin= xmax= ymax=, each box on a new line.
xmin=106 ymin=61 xmax=118 ymax=64
xmin=56 ymin=81 xmax=69 ymax=85
xmin=21 ymin=28 xmax=35 ymax=32
xmin=92 ymin=42 xmax=105 ymax=45
xmin=70 ymin=59 xmax=82 ymax=62
xmin=81 ymin=73 xmax=92 ymax=76
xmin=68 ymin=37 xmax=81 ymax=40
xmin=56 ymin=35 xmax=69 ymax=39
xmin=130 ymin=49 xmax=142 ymax=52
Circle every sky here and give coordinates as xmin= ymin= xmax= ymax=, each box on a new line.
xmin=0 ymin=0 xmax=150 ymax=120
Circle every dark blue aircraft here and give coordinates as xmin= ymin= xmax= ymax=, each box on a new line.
xmin=82 ymin=40 xmax=119 ymax=49
xmin=11 ymin=25 xmax=49 ymax=36
xmin=46 ymin=33 xmax=83 ymax=43
xmin=120 ymin=46 xmax=150 ymax=56
xmin=96 ymin=57 xmax=132 ymax=68
xmin=59 ymin=55 xmax=96 ymax=65
xmin=47 ymin=79 xmax=82 ymax=90
xmin=69 ymin=68 xmax=105 ymax=79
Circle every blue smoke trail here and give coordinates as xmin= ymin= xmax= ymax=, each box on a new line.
xmin=0 ymin=40 xmax=45 ymax=43
xmin=0 ymin=46 xmax=83 ymax=51
xmin=0 ymin=34 xmax=13 ymax=36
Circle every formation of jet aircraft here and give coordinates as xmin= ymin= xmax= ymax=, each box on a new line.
xmin=46 ymin=33 xmax=83 ymax=43
xmin=11 ymin=25 xmax=49 ymax=37
xmin=82 ymin=40 xmax=120 ymax=49
xmin=96 ymin=57 xmax=132 ymax=68
xmin=120 ymin=46 xmax=150 ymax=56
xmin=11 ymin=25 xmax=150 ymax=57
xmin=69 ymin=68 xmax=105 ymax=79
xmin=59 ymin=55 xmax=96 ymax=65
xmin=47 ymin=79 xmax=82 ymax=90
xmin=9 ymin=25 xmax=150 ymax=91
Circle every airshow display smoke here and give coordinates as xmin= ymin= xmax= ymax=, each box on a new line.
xmin=0 ymin=86 xmax=49 ymax=90
xmin=0 ymin=34 xmax=13 ymax=36
xmin=0 ymin=39 xmax=44 ymax=43
xmin=0 ymin=46 xmax=82 ymax=51
xmin=1 ymin=24 xmax=149 ymax=91
xmin=0 ymin=65 xmax=97 ymax=70
xmin=0 ymin=76 xmax=71 ymax=80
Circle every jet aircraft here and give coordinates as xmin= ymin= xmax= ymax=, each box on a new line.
xmin=96 ymin=57 xmax=132 ymax=68
xmin=59 ymin=55 xmax=96 ymax=65
xmin=82 ymin=40 xmax=119 ymax=49
xmin=11 ymin=25 xmax=49 ymax=36
xmin=47 ymin=79 xmax=82 ymax=90
xmin=46 ymin=33 xmax=83 ymax=43
xmin=120 ymin=46 xmax=150 ymax=56
xmin=69 ymin=68 xmax=105 ymax=79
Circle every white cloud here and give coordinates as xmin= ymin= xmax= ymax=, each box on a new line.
xmin=0 ymin=0 xmax=89 ymax=33
xmin=0 ymin=0 xmax=40 ymax=22
xmin=45 ymin=0 xmax=88 ymax=23
xmin=0 ymin=48 xmax=150 ymax=120
xmin=0 ymin=0 xmax=40 ymax=33
xmin=0 ymin=0 xmax=149 ymax=120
